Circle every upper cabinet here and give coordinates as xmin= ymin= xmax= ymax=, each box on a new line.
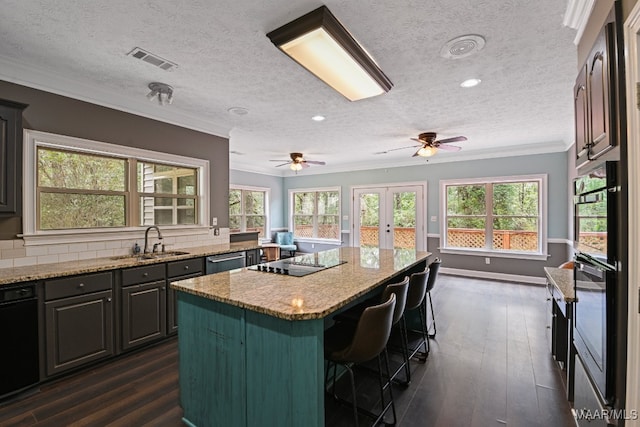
xmin=574 ymin=7 xmax=624 ymax=170
xmin=0 ymin=99 xmax=28 ymax=215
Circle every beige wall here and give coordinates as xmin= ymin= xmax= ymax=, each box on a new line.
xmin=0 ymin=80 xmax=230 ymax=239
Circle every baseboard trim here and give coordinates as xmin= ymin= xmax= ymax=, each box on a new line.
xmin=440 ymin=267 xmax=547 ymax=285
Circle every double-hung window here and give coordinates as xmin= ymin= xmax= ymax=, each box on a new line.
xmin=290 ymin=188 xmax=340 ymax=241
xmin=229 ymin=187 xmax=269 ymax=238
xmin=26 ymin=130 xmax=209 ymax=235
xmin=440 ymin=175 xmax=547 ymax=258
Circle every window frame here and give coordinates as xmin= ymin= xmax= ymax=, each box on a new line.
xmin=229 ymin=185 xmax=270 ymax=239
xmin=23 ymin=129 xmax=210 ymax=242
xmin=289 ymin=187 xmax=341 ymax=244
xmin=439 ymin=174 xmax=548 ymax=260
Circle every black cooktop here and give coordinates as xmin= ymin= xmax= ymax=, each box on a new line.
xmin=248 ymin=259 xmax=346 ymax=277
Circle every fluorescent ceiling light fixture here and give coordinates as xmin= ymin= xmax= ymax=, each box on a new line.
xmin=267 ymin=6 xmax=393 ymax=102
xmin=311 ymin=115 xmax=326 ymax=121
xmin=460 ymin=78 xmax=481 ymax=88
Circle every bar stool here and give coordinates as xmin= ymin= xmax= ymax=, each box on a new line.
xmin=333 ymin=277 xmax=410 ymax=385
xmin=425 ymin=258 xmax=442 ymax=338
xmin=325 ymin=294 xmax=397 ymax=426
xmin=402 ymin=269 xmax=430 ymax=363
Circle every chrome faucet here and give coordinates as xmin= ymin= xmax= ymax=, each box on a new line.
xmin=144 ymin=226 xmax=163 ymax=254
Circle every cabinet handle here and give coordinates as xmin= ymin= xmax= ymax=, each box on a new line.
xmin=143 ymin=273 xmax=149 ymax=277
xmin=78 ymin=283 xmax=85 ymax=288
xmin=184 ymin=265 xmax=190 ymax=270
xmin=106 ymin=297 xmax=112 ymax=302
xmin=161 ymin=286 xmax=166 ymax=291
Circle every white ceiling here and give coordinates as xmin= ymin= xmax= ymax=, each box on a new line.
xmin=0 ymin=0 xmax=577 ymax=176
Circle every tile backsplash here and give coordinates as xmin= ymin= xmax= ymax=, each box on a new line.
xmin=0 ymin=228 xmax=230 ymax=269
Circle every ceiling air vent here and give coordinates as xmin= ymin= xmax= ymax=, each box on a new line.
xmin=128 ymin=47 xmax=178 ymax=71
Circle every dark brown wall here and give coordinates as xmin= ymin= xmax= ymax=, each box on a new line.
xmin=0 ymin=80 xmax=229 ymax=238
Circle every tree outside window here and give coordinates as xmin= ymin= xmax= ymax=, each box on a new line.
xmin=292 ymin=189 xmax=340 ymax=240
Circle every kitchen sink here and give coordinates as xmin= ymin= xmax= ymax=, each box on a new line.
xmin=110 ymin=250 xmax=190 ymax=261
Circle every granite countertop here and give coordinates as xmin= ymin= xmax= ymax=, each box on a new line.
xmin=171 ymin=247 xmax=431 ymax=321
xmin=544 ymin=266 xmax=575 ymax=302
xmin=0 ymin=241 xmax=261 ymax=286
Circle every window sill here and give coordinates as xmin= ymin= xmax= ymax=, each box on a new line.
xmin=438 ymin=247 xmax=549 ymax=261
xmin=20 ymin=225 xmax=212 ymax=246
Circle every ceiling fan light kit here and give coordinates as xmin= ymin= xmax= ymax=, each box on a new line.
xmin=146 ymin=82 xmax=174 ymax=105
xmin=271 ymin=152 xmax=326 ymax=172
xmin=267 ymin=5 xmax=393 ymax=101
xmin=416 ymin=145 xmax=438 ymax=157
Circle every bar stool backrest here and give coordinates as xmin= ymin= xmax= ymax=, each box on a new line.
xmin=333 ymin=294 xmax=396 ymax=364
xmin=406 ymin=270 xmax=429 ymax=311
xmin=426 ymin=258 xmax=442 ymax=293
xmin=380 ymin=276 xmax=409 ymax=325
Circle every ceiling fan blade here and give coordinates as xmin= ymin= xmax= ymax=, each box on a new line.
xmin=304 ymin=160 xmax=326 ymax=165
xmin=301 ymin=162 xmax=311 ymax=168
xmin=274 ymin=162 xmax=290 ymax=167
xmin=437 ymin=144 xmax=462 ymax=152
xmin=270 ymin=159 xmax=291 ymax=162
xmin=437 ymin=136 xmax=467 ymax=144
xmin=411 ymin=149 xmax=422 ymax=157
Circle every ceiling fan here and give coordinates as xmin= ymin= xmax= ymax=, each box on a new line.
xmin=270 ymin=152 xmax=326 ymax=171
xmin=377 ymin=132 xmax=467 ymax=157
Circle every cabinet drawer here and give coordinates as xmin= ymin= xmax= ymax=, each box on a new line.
xmin=122 ymin=264 xmax=165 ymax=286
xmin=167 ymin=258 xmax=203 ymax=278
xmin=45 ymin=272 xmax=113 ymax=301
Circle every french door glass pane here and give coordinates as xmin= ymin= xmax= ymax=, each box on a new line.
xmin=393 ymin=192 xmax=416 ymax=249
xmin=359 ymin=193 xmax=379 ymax=248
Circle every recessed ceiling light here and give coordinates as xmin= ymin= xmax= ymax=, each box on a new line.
xmin=311 ymin=115 xmax=325 ymax=122
xmin=460 ymin=78 xmax=481 ymax=88
xmin=227 ymin=107 xmax=249 ymax=116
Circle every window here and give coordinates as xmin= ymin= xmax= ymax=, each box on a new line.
xmin=229 ymin=187 xmax=268 ymax=238
xmin=290 ymin=188 xmax=340 ymax=240
xmin=26 ymin=130 xmax=208 ymax=234
xmin=440 ymin=175 xmax=546 ymax=257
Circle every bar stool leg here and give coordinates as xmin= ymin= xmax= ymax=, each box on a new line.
xmin=427 ymin=291 xmax=437 ymax=338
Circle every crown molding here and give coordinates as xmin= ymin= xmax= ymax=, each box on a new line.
xmin=563 ymin=0 xmax=596 ymax=45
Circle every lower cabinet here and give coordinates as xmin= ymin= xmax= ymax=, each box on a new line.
xmin=167 ymin=258 xmax=203 ymax=334
xmin=121 ymin=279 xmax=167 ymax=351
xmin=44 ymin=272 xmax=114 ymax=376
xmin=246 ymin=249 xmax=260 ymax=266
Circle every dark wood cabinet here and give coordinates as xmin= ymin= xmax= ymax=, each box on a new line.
xmin=44 ymin=272 xmax=114 ymax=376
xmin=166 ymin=258 xmax=203 ymax=334
xmin=121 ymin=276 xmax=166 ymax=351
xmin=574 ymin=64 xmax=589 ymax=168
xmin=246 ymin=249 xmax=260 ymax=266
xmin=0 ymin=99 xmax=28 ymax=215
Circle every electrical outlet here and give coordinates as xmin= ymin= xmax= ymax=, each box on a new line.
xmin=214 ymin=228 xmax=220 ymax=236
xmin=485 ymin=257 xmax=490 ymax=265
xmin=430 ymin=216 xmax=437 ymax=222
xmin=311 ymin=244 xmax=315 ymax=249
xmin=343 ymin=215 xmax=348 ymax=220
xmin=211 ymin=217 xmax=217 ymax=226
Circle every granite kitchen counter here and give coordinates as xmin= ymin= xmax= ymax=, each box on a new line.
xmin=544 ymin=266 xmax=575 ymax=302
xmin=0 ymin=241 xmax=261 ymax=286
xmin=171 ymin=246 xmax=431 ymax=320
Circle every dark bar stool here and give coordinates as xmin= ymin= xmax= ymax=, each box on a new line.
xmin=402 ymin=269 xmax=430 ymax=363
xmin=333 ymin=277 xmax=410 ymax=386
xmin=324 ymin=294 xmax=397 ymax=426
xmin=425 ymin=258 xmax=442 ymax=338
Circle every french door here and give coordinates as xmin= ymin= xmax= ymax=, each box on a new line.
xmin=352 ymin=184 xmax=425 ymax=251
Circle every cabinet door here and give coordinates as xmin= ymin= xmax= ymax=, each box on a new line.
xmin=0 ymin=100 xmax=27 ymax=215
xmin=167 ymin=272 xmax=202 ymax=334
xmin=574 ymin=64 xmax=589 ymax=168
xmin=546 ymin=284 xmax=553 ymax=353
xmin=588 ymin=25 xmax=613 ymax=160
xmin=246 ymin=249 xmax=259 ymax=266
xmin=121 ymin=280 xmax=166 ymax=350
xmin=45 ymin=290 xmax=114 ymax=376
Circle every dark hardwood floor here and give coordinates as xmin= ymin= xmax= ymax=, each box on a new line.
xmin=0 ymin=275 xmax=575 ymax=426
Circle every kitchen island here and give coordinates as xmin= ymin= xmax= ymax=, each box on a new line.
xmin=171 ymin=247 xmax=431 ymax=427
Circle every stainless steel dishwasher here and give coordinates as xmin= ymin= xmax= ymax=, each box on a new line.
xmin=205 ymin=252 xmax=246 ymax=274
xmin=0 ymin=283 xmax=39 ymax=400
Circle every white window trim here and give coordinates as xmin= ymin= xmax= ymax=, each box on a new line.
xmin=439 ymin=174 xmax=548 ymax=260
xmin=22 ymin=129 xmax=210 ymax=245
xmin=288 ymin=186 xmax=342 ymax=243
xmin=229 ymin=184 xmax=270 ymax=239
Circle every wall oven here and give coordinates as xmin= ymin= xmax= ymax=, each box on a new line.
xmin=573 ymin=161 xmax=618 ymax=404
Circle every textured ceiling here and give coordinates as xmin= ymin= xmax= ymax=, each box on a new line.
xmin=0 ymin=0 xmax=577 ymax=176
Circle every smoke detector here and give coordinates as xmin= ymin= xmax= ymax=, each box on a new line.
xmin=440 ymin=35 xmax=486 ymax=59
